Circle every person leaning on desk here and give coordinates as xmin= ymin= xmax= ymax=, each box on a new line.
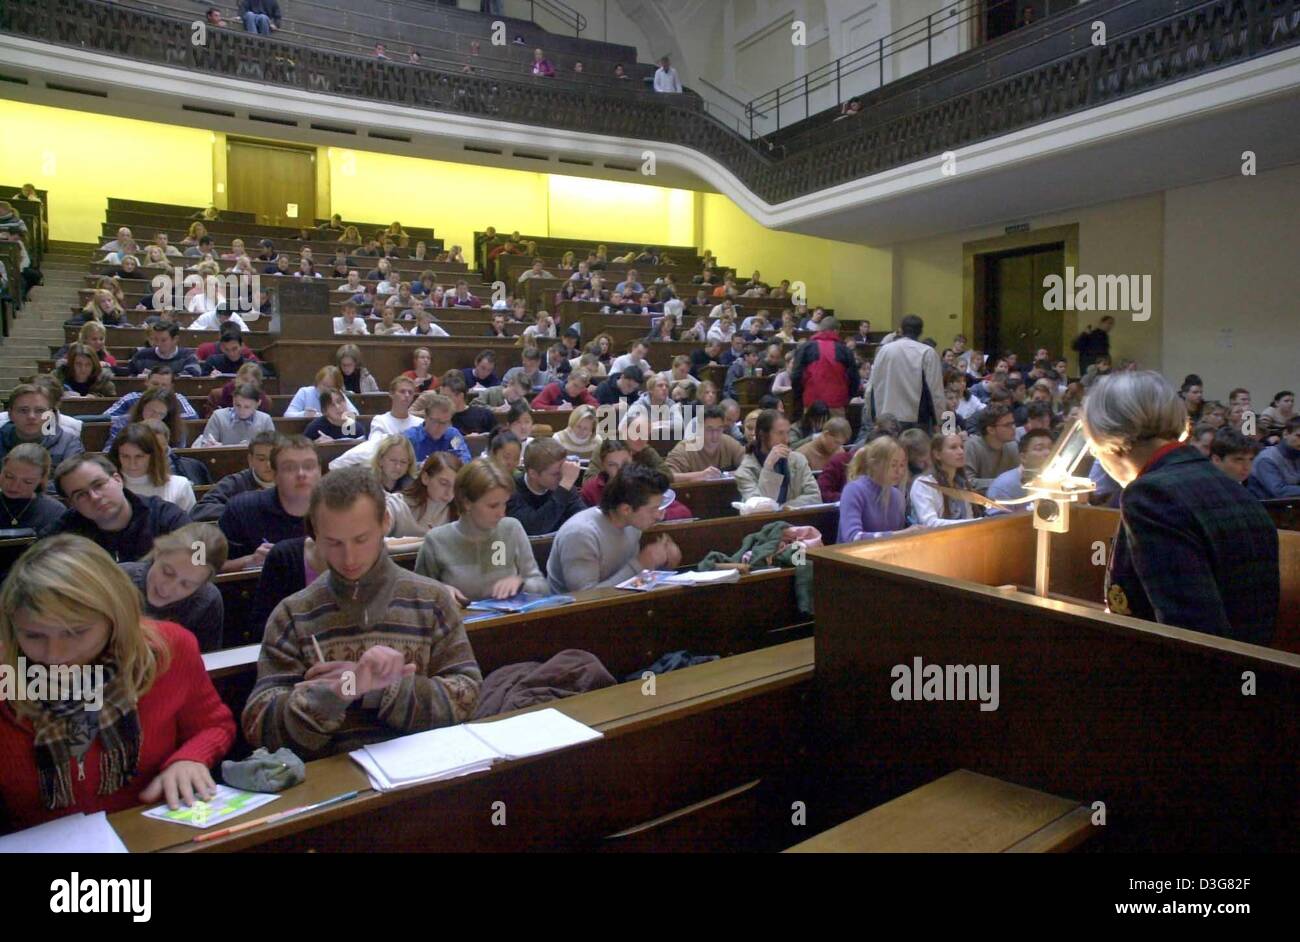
xmin=1080 ymin=371 xmax=1279 ymax=645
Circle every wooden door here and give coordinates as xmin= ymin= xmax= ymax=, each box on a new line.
xmin=981 ymin=244 xmax=1064 ymax=365
xmin=226 ymin=139 xmax=316 ymax=229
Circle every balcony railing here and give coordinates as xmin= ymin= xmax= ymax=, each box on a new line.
xmin=2 ymin=0 xmax=1298 ymax=206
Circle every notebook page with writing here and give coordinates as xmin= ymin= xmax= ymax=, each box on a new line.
xmin=361 ymin=725 xmax=499 ymax=785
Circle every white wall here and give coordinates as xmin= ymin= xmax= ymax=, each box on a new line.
xmin=557 ymin=0 xmax=975 ymax=134
xmin=1162 ymin=164 xmax=1300 ymax=402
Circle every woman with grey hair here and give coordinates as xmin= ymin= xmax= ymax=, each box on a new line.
xmin=1081 ymin=370 xmax=1277 ymax=644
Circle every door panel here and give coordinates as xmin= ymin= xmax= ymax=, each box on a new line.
xmin=227 ymin=140 xmax=316 ymax=229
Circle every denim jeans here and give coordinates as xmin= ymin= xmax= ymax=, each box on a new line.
xmin=242 ymin=12 xmax=272 ymax=34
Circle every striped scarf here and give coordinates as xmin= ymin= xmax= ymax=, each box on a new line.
xmin=29 ymin=658 xmax=141 ymax=810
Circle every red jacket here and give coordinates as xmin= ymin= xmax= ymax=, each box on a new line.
xmin=531 ymin=382 xmax=598 ymax=410
xmin=791 ymin=329 xmax=859 ymax=410
xmin=0 ymin=621 xmax=236 ymax=833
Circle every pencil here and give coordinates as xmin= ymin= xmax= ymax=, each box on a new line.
xmin=310 ymin=634 xmax=325 ymax=663
xmin=193 ymin=790 xmax=360 ymax=843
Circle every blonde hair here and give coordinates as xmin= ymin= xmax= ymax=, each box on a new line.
xmin=314 ymin=365 xmax=344 ymax=389
xmin=848 ymin=436 xmax=903 ymax=512
xmin=3 ymin=443 xmax=52 ymax=490
xmin=566 ymin=404 xmax=597 ymax=433
xmin=145 ymin=523 xmax=229 ymax=577
xmin=370 ymin=434 xmax=417 ymax=484
xmin=77 ymin=321 xmax=107 ymax=345
xmin=0 ymin=535 xmax=169 ymax=719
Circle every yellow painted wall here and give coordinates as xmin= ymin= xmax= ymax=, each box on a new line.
xmin=327 ymin=148 xmax=548 ymax=256
xmin=700 ymin=193 xmax=891 ymax=318
xmin=0 ymin=100 xmax=215 ymax=243
xmin=546 ymin=176 xmax=695 ymax=247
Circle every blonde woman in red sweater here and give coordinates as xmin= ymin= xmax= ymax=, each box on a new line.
xmin=0 ymin=535 xmax=235 ymax=832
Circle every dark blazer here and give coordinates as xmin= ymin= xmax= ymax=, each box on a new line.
xmin=1105 ymin=445 xmax=1278 ymax=645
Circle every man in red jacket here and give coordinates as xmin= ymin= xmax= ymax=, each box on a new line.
xmin=790 ymin=316 xmax=859 ymax=418
xmin=532 ymin=369 xmax=598 ymax=410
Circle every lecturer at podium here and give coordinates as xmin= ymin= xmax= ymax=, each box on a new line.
xmin=1081 ymin=371 xmax=1278 ymax=645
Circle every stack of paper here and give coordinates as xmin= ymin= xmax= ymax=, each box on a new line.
xmin=665 ymin=569 xmax=740 ymax=586
xmin=0 ymin=811 xmax=127 ymax=853
xmin=351 ymin=708 xmax=603 ymax=792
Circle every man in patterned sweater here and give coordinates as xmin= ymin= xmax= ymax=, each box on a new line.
xmin=242 ymin=467 xmax=482 ymax=758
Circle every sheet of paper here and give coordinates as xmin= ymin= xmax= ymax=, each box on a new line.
xmin=666 ymin=569 xmax=740 ymax=586
xmin=140 ymin=784 xmax=279 ymax=829
xmin=349 ymin=748 xmax=491 ymax=792
xmin=467 ymin=708 xmax=603 ymax=760
xmin=0 ymin=811 xmax=127 ymax=853
xmin=202 ymin=643 xmax=261 ymax=672
xmin=361 ymin=724 xmax=500 ymax=786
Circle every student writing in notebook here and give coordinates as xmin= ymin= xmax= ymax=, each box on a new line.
xmin=241 ymin=468 xmax=482 ymax=759
xmin=0 ymin=535 xmax=235 ymax=832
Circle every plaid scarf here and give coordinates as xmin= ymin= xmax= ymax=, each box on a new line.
xmin=28 ymin=657 xmax=141 ymax=810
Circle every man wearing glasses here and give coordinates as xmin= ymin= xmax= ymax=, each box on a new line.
xmin=402 ymin=394 xmax=471 ymax=464
xmin=964 ymin=403 xmax=1021 ymax=489
xmin=44 ymin=455 xmax=189 ymax=561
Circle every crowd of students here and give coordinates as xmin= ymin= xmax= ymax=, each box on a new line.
xmin=3 ymin=212 xmax=1295 ymax=836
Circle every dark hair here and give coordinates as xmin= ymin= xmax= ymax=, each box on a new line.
xmin=505 ymin=399 xmax=531 ymax=425
xmin=757 ymin=393 xmax=782 ymax=411
xmin=1285 ymin=416 xmax=1300 ymax=435
xmin=747 ymin=409 xmax=786 ymax=456
xmin=475 ymin=349 xmax=495 ymax=365
xmin=600 ymin=462 xmax=669 ymax=515
xmin=219 ymin=324 xmax=243 ymax=345
xmin=249 ymin=430 xmax=278 ymax=450
xmin=489 ymin=430 xmax=521 ymax=455
xmin=799 ymin=400 xmax=830 ymax=438
xmin=52 ymin=454 xmax=119 ymax=498
xmin=619 ymin=365 xmax=644 ymax=385
xmin=307 ymin=466 xmax=387 ymax=532
xmin=977 ymin=403 xmax=1013 ymax=436
xmin=701 ymin=404 xmax=726 ymax=423
xmin=1211 ymin=428 xmax=1253 ymax=459
xmin=900 ymin=315 xmax=924 ymax=339
xmin=1271 ymin=390 xmax=1295 ymax=407
xmin=128 ymin=387 xmax=183 ymax=444
xmin=440 ymin=370 xmax=468 ymax=395
xmin=1020 ymin=428 xmax=1055 ymax=451
xmin=148 ymin=320 xmax=181 ymax=338
xmin=1024 ymin=401 xmax=1054 ymax=423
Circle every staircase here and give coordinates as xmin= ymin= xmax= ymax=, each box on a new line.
xmin=0 ymin=240 xmax=94 ymax=396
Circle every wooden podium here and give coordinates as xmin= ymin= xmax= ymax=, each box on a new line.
xmin=809 ymin=506 xmax=1300 ymax=851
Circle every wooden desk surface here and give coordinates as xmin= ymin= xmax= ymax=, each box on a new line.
xmin=784 ymin=770 xmax=1090 ymax=853
xmin=110 ymin=638 xmax=815 ymax=853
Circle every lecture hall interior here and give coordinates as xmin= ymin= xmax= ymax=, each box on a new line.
xmin=0 ymin=0 xmax=1298 ymax=892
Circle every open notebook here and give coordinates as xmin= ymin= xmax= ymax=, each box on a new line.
xmin=616 ymin=568 xmax=741 ymax=591
xmin=350 ymin=708 xmax=603 ymax=792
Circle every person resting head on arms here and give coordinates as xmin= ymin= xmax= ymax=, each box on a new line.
xmin=415 ymin=458 xmax=549 ymax=604
xmin=241 ymin=467 xmax=482 ymax=759
xmin=121 ymin=523 xmax=228 ymax=653
xmin=0 ymin=534 xmax=235 ymax=829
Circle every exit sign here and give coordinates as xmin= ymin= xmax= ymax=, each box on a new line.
xmin=1005 ymin=223 xmax=1030 ymax=234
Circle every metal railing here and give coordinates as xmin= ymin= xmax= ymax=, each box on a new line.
xmin=3 ymin=0 xmax=1297 ymax=206
xmin=746 ymin=0 xmax=1025 ymax=138
xmin=529 ymin=0 xmax=587 ymax=37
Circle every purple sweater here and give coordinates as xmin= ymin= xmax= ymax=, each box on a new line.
xmin=837 ymin=476 xmax=906 ymax=542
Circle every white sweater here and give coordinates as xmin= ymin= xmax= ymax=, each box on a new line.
xmin=123 ymin=474 xmax=196 ymax=512
xmin=909 ymin=473 xmax=974 ymax=528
